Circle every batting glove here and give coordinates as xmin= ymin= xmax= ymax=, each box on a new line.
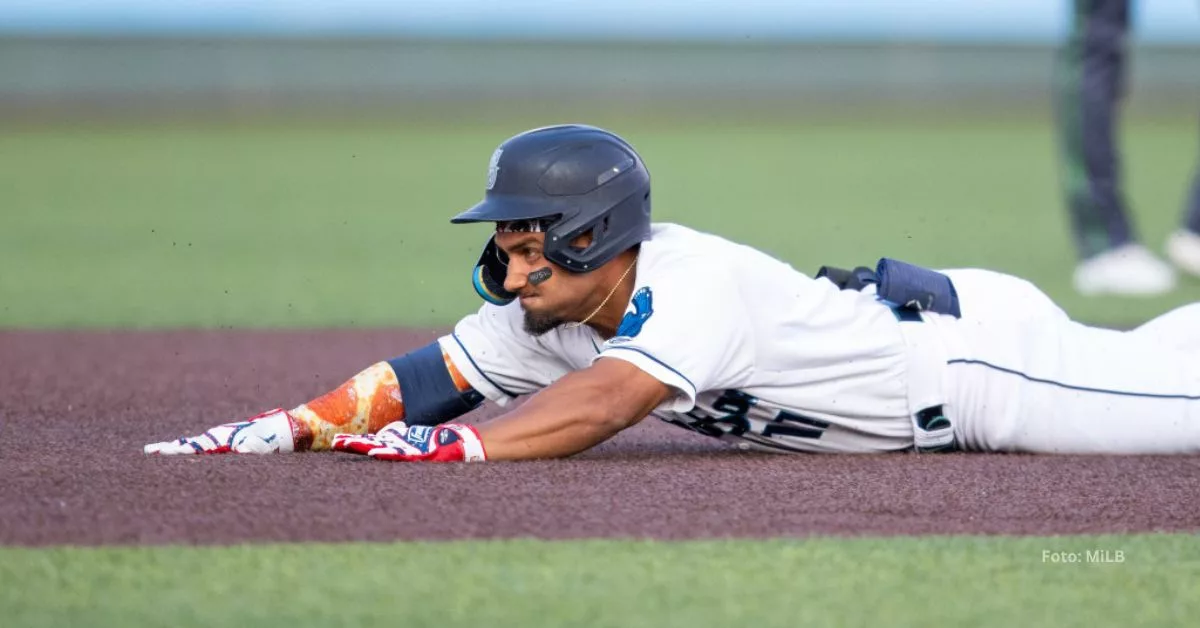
xmin=144 ymin=408 xmax=300 ymax=455
xmin=331 ymin=421 xmax=487 ymax=462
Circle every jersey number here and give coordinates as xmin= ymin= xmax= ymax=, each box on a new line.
xmin=679 ymin=390 xmax=829 ymax=441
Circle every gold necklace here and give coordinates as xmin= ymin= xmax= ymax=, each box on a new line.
xmin=565 ymin=254 xmax=639 ymax=330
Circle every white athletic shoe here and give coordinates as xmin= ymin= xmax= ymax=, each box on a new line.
xmin=1072 ymin=243 xmax=1177 ymax=296
xmin=1165 ymin=229 xmax=1200 ymax=279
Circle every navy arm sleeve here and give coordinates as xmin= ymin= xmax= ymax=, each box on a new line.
xmin=387 ymin=342 xmax=485 ymax=426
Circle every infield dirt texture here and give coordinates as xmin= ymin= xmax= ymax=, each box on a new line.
xmin=5 ymin=329 xmax=1199 ymax=546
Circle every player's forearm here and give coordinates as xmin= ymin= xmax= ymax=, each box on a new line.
xmin=291 ymin=342 xmax=483 ymax=450
xmin=288 ymin=361 xmax=405 ymax=451
xmin=147 ymin=343 xmax=486 ymax=456
xmin=477 ymin=391 xmax=623 ymax=460
xmin=476 ymin=368 xmax=651 ymax=461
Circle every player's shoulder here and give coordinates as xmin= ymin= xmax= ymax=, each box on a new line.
xmin=640 ymin=222 xmax=748 ymax=269
xmin=639 ymin=222 xmax=789 ymax=279
xmin=644 ymin=222 xmax=739 ymax=250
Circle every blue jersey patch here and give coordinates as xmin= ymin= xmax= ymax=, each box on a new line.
xmin=616 ymin=287 xmax=654 ymax=338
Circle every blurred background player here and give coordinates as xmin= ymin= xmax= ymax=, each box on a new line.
xmin=1055 ymin=0 xmax=1200 ymax=296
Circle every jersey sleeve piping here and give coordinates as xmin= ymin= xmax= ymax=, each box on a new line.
xmin=597 ymin=345 xmax=698 ymax=409
xmin=447 ymin=332 xmax=520 ymax=399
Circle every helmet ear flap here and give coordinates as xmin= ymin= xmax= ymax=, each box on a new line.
xmin=471 ymin=237 xmax=517 ymax=305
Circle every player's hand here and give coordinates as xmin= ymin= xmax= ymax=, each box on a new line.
xmin=331 ymin=421 xmax=487 ymax=462
xmin=144 ymin=408 xmax=299 ymax=455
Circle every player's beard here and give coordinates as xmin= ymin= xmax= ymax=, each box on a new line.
xmin=522 ymin=309 xmax=564 ymax=336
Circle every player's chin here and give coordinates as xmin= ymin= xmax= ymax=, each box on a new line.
xmin=522 ymin=307 xmax=565 ymax=336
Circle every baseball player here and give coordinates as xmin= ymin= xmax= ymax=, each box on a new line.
xmin=1055 ymin=0 xmax=1200 ymax=295
xmin=147 ymin=124 xmax=1200 ymax=462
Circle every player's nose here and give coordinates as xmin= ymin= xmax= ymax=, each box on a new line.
xmin=504 ymin=262 xmax=529 ymax=294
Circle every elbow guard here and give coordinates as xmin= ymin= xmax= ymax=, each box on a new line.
xmin=387 ymin=342 xmax=485 ymax=426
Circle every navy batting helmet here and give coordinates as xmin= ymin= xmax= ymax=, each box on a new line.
xmin=453 ymin=125 xmax=652 ymax=305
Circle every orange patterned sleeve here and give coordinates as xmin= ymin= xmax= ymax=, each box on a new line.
xmin=288 ymin=361 xmax=404 ymax=451
xmin=287 ymin=350 xmax=475 ymax=451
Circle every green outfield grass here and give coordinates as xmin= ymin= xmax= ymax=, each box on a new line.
xmin=2 ymin=114 xmax=1199 ymax=328
xmin=2 ymin=534 xmax=1197 ymax=628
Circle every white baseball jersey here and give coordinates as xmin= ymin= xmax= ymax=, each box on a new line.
xmin=441 ymin=222 xmax=918 ymax=453
xmin=441 ymin=222 xmax=1200 ymax=455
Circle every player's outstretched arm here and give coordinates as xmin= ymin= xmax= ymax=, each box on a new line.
xmin=144 ymin=344 xmax=482 ymax=455
xmin=331 ymin=357 xmax=671 ymax=462
xmin=477 ymin=358 xmax=671 ymax=460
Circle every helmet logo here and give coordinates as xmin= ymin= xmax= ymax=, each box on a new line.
xmin=486 ymin=148 xmax=503 ymax=190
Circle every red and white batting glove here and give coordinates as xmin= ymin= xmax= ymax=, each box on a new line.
xmin=143 ymin=408 xmax=301 ymax=455
xmin=331 ymin=421 xmax=487 ymax=462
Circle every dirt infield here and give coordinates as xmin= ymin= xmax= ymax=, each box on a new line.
xmin=2 ymin=329 xmax=1199 ymax=546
